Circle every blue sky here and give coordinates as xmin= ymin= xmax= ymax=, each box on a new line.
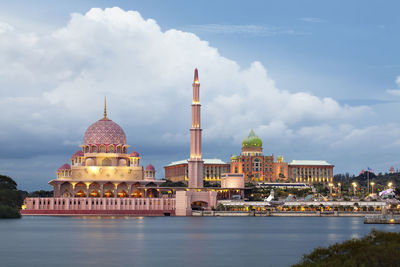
xmin=1 ymin=1 xmax=400 ymax=190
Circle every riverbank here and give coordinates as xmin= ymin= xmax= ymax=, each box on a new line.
xmin=365 ymin=215 xmax=400 ymax=224
xmin=193 ymin=211 xmax=380 ymax=217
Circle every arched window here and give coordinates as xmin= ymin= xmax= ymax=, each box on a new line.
xmin=91 ymin=145 xmax=97 ymax=153
xmin=123 ymin=147 xmax=127 ymax=154
xmin=108 ymin=145 xmax=115 ymax=153
xmin=85 ymin=146 xmax=89 ymax=153
xmin=100 ymin=145 xmax=106 ymax=153
xmin=116 ymin=146 xmax=121 ymax=153
xmin=102 ymin=158 xmax=112 ymax=166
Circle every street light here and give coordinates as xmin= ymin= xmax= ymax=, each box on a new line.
xmin=352 ymin=182 xmax=357 ymax=196
xmin=338 ymin=182 xmax=341 ymax=195
xmin=388 ymin=182 xmax=393 ymax=189
xmin=370 ymin=182 xmax=375 ymax=193
xmin=328 ymin=183 xmax=333 ymax=195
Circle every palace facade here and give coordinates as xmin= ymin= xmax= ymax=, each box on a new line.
xmin=288 ymin=160 xmax=334 ymax=183
xmin=164 ymin=159 xmax=230 ymax=183
xmin=229 ymin=130 xmax=334 ymax=184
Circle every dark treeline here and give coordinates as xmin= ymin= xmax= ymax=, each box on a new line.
xmin=334 ymin=171 xmax=400 ymax=192
xmin=0 ymin=175 xmax=23 ymax=218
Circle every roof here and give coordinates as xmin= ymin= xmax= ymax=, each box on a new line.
xmin=58 ymin=163 xmax=71 ymax=171
xmin=71 ymin=150 xmax=84 ymax=158
xmin=83 ymin=117 xmax=126 ymax=145
xmin=166 ymin=158 xmax=226 ymax=167
xmin=130 ymin=151 xmax=140 ymax=157
xmin=242 ymin=129 xmax=262 ymax=148
xmin=289 ymin=160 xmax=333 ymax=166
xmin=145 ymin=164 xmax=155 ymax=171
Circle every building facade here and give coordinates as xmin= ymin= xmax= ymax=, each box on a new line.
xmin=230 ymin=130 xmax=288 ymax=182
xmin=288 ymin=160 xmax=334 ymax=183
xmin=164 ymin=159 xmax=230 ymax=183
xmin=49 ymin=100 xmax=164 ymax=199
xmin=229 ymin=130 xmax=334 ymax=184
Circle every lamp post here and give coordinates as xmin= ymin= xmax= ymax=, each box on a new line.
xmin=370 ymin=182 xmax=375 ymax=194
xmin=328 ymin=183 xmax=333 ymax=195
xmin=352 ymin=182 xmax=357 ymax=196
xmin=388 ymin=182 xmax=393 ymax=189
xmin=338 ymin=182 xmax=341 ymax=195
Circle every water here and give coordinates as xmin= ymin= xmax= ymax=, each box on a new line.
xmin=0 ymin=216 xmax=399 ymax=267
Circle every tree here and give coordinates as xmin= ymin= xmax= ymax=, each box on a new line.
xmin=293 ymin=230 xmax=400 ymax=267
xmin=159 ymin=180 xmax=187 ymax=187
xmin=0 ymin=175 xmax=23 ymax=218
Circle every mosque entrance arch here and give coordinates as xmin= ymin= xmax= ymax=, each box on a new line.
xmin=191 ymin=201 xmax=208 ymax=211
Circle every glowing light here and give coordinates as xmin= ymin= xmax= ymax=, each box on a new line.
xmin=89 ymin=166 xmax=99 ymax=173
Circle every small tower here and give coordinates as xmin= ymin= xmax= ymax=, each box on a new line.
xmin=144 ymin=164 xmax=156 ymax=180
xmin=129 ymin=151 xmax=141 ymax=166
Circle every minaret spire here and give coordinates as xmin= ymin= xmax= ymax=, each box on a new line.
xmin=188 ymin=68 xmax=204 ymax=188
xmin=103 ymin=96 xmax=107 ymax=119
xmin=194 ymin=68 xmax=199 ymax=84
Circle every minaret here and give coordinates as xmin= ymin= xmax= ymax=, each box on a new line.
xmin=188 ymin=68 xmax=204 ymax=188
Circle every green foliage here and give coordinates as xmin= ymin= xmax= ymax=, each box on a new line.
xmin=204 ymin=181 xmax=221 ymax=187
xmin=159 ymin=180 xmax=187 ymax=187
xmin=293 ymin=230 xmax=400 ymax=267
xmin=0 ymin=175 xmax=22 ymax=218
xmin=28 ymin=190 xmax=53 ymax=197
xmin=0 ymin=175 xmax=17 ymax=190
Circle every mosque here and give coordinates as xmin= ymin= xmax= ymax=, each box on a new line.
xmin=22 ymin=69 xmax=242 ymax=216
xmin=49 ymin=100 xmax=164 ymax=199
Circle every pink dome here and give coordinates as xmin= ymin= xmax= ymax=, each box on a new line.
xmin=83 ymin=118 xmax=126 ymax=145
xmin=58 ymin=163 xmax=71 ymax=171
xmin=130 ymin=151 xmax=139 ymax=157
xmin=146 ymin=164 xmax=155 ymax=171
xmin=72 ymin=150 xmax=84 ymax=158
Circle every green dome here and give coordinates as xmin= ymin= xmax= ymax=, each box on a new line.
xmin=242 ymin=129 xmax=262 ymax=148
xmin=231 ymin=154 xmax=238 ymax=160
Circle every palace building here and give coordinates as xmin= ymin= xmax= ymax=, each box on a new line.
xmin=49 ymin=99 xmax=164 ymax=199
xmin=164 ymin=159 xmax=230 ymax=183
xmin=230 ymin=130 xmax=283 ymax=182
xmin=288 ymin=160 xmax=334 ymax=183
xmin=229 ymin=130 xmax=334 ymax=184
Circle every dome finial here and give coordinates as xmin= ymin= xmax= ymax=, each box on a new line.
xmin=104 ymin=96 xmax=107 ymax=119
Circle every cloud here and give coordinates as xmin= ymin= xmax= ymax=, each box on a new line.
xmin=300 ymin=17 xmax=323 ymax=23
xmin=0 ymin=7 xmax=396 ymax=189
xmin=386 ymin=76 xmax=400 ymax=96
xmin=181 ymin=24 xmax=309 ymax=36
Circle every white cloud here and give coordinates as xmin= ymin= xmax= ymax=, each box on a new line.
xmin=386 ymin=76 xmax=400 ymax=96
xmin=181 ymin=24 xmax=309 ymax=36
xmin=300 ymin=17 xmax=323 ymax=23
xmin=0 ymin=7 xmax=398 ymax=188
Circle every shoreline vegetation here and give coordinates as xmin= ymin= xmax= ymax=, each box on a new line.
xmin=292 ymin=230 xmax=400 ymax=267
xmin=0 ymin=175 xmax=23 ymax=218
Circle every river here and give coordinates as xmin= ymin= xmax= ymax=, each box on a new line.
xmin=0 ymin=216 xmax=398 ymax=267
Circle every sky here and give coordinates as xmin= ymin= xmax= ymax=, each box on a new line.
xmin=1 ymin=0 xmax=400 ymax=190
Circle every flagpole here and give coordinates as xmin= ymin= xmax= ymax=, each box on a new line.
xmin=367 ymin=169 xmax=369 ymax=195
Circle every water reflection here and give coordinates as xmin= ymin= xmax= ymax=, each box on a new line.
xmin=0 ymin=216 xmax=399 ymax=267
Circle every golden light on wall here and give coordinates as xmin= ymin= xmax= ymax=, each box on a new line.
xmin=89 ymin=166 xmax=99 ymax=174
